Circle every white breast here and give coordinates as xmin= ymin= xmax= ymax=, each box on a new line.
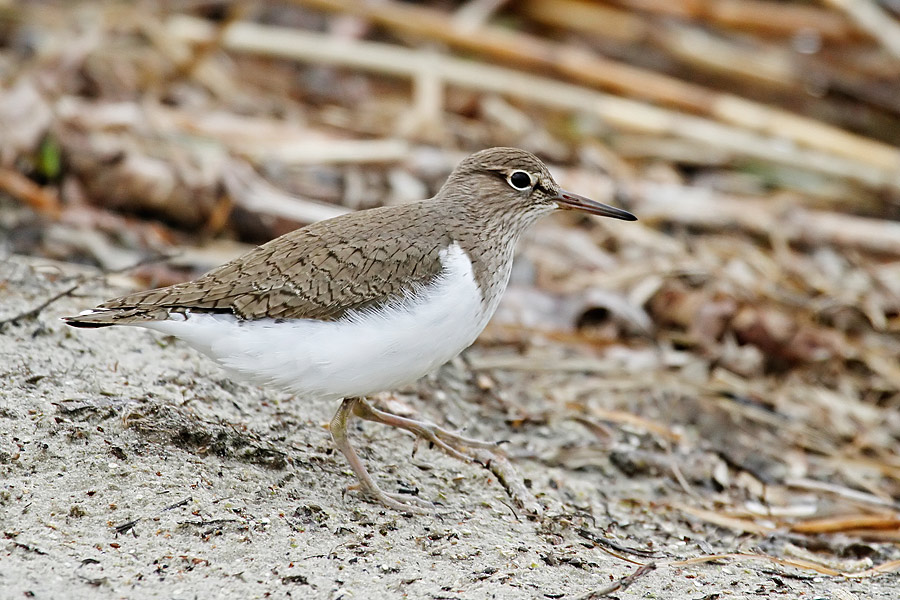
xmin=141 ymin=243 xmax=494 ymax=401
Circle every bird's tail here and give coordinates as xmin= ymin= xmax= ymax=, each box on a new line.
xmin=62 ymin=307 xmax=170 ymax=328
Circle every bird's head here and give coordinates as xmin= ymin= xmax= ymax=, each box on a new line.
xmin=439 ymin=147 xmax=636 ymax=227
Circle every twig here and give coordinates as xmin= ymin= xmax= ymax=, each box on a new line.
xmin=178 ymin=518 xmax=239 ymax=527
xmin=577 ymin=528 xmax=662 ymax=560
xmin=785 ymin=477 xmax=900 ymax=511
xmin=652 ymin=22 xmax=797 ymax=88
xmin=665 ymin=552 xmax=900 ymax=578
xmin=11 ymin=541 xmax=48 ymax=556
xmin=661 ymin=439 xmax=704 ymax=502
xmin=162 ymin=497 xmax=192 ymax=512
xmin=521 ymin=0 xmax=648 ymax=44
xmin=113 ymin=496 xmax=193 ymax=536
xmin=576 ymin=527 xmax=659 ymax=565
xmin=453 ymin=0 xmax=511 ymax=31
xmin=0 ymin=281 xmax=83 ymax=330
xmin=575 ymin=563 xmax=656 ymax=599
xmin=674 ymin=503 xmax=777 ymax=535
xmin=473 ymin=449 xmax=543 ymax=518
xmin=610 ymin=0 xmax=858 ymax=41
xmin=523 ymin=0 xmax=799 ymax=89
xmin=790 ymin=514 xmax=900 ymax=535
xmin=113 ymin=518 xmax=141 ymax=536
xmin=247 ymin=138 xmax=410 ymax=165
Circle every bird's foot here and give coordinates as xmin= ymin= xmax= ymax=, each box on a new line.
xmin=354 ymin=399 xmax=542 ymax=516
xmin=333 ymin=397 xmax=441 ymax=514
xmin=331 ymin=396 xmax=531 ymax=515
xmin=344 ymin=482 xmax=434 ymax=514
xmin=354 ymin=399 xmax=500 ymax=460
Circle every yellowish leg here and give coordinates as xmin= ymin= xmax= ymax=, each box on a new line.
xmin=330 ymin=397 xmax=503 ymax=512
xmin=351 ymin=398 xmax=500 ymax=459
xmin=330 ymin=397 xmax=432 ymax=512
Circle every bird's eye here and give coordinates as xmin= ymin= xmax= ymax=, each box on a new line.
xmin=507 ymin=171 xmax=533 ymax=191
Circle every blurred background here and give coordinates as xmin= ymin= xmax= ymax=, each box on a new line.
xmin=2 ymin=0 xmax=900 ymax=570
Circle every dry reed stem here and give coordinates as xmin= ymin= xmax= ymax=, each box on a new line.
xmin=608 ymin=0 xmax=860 ymax=41
xmin=292 ymin=0 xmax=900 ymax=171
xmin=167 ymin=15 xmax=900 ymax=192
xmin=823 ymin=0 xmax=900 ymax=59
xmin=667 ymin=552 xmax=900 ymax=578
xmin=523 ymin=0 xmax=800 ymax=89
xmin=673 ymin=503 xmax=777 ymax=534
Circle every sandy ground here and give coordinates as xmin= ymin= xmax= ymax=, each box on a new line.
xmin=1 ymin=254 xmax=894 ymax=600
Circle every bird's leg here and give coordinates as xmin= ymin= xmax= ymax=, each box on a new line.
xmin=351 ymin=397 xmax=500 ymax=460
xmin=351 ymin=399 xmax=543 ymax=516
xmin=334 ymin=398 xmax=540 ymax=516
xmin=330 ymin=397 xmax=432 ymax=513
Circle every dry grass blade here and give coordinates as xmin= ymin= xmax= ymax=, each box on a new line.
xmin=789 ymin=466 xmax=900 ymax=507
xmin=609 ymin=0 xmax=860 ymax=41
xmin=790 ymin=514 xmax=900 ymax=534
xmin=673 ymin=503 xmax=777 ymax=535
xmin=574 ymin=564 xmax=656 ymax=599
xmin=523 ymin=0 xmax=801 ymax=89
xmin=587 ymin=407 xmax=682 ymax=442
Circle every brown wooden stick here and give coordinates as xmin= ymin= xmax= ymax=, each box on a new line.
xmin=0 ymin=167 xmax=60 ymax=217
xmin=520 ymin=0 xmax=649 ymax=44
xmin=524 ymin=0 xmax=798 ymax=89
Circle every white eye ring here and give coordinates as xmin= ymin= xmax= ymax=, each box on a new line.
xmin=507 ymin=170 xmax=534 ymax=191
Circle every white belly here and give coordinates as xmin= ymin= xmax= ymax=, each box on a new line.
xmin=141 ymin=243 xmax=496 ymax=400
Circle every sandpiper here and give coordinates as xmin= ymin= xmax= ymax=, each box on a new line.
xmin=65 ymin=147 xmax=636 ymax=511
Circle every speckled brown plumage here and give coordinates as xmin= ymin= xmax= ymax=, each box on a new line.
xmin=65 ymin=147 xmax=631 ymax=328
xmin=91 ymin=202 xmax=453 ymax=323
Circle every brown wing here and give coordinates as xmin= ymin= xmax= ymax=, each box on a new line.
xmin=66 ymin=203 xmax=452 ymax=327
